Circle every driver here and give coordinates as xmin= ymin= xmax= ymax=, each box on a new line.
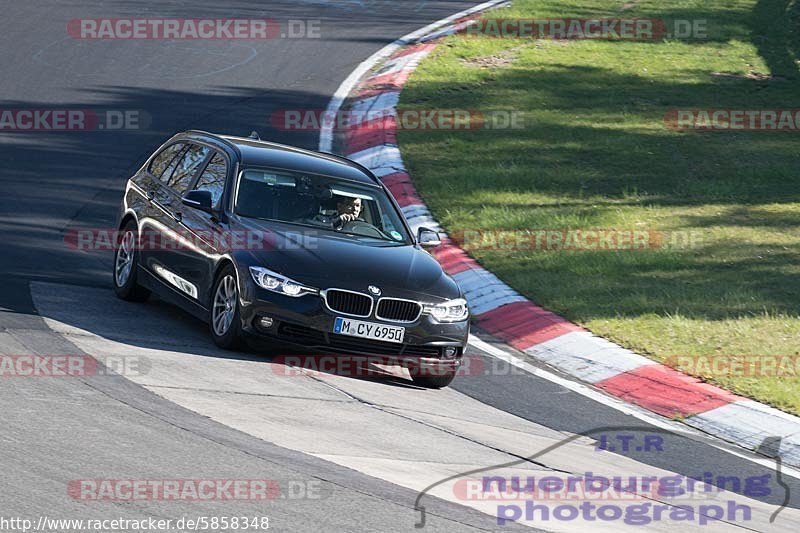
xmin=335 ymin=196 xmax=362 ymax=226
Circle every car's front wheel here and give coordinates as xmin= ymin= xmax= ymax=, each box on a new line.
xmin=113 ymin=221 xmax=151 ymax=302
xmin=210 ymin=265 xmax=246 ymax=350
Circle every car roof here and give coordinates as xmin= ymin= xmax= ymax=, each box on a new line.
xmin=181 ymin=131 xmax=378 ymax=185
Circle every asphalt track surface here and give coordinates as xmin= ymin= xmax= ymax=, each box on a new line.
xmin=1 ymin=1 xmax=800 ymax=532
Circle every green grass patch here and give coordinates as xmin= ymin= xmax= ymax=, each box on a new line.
xmin=398 ymin=0 xmax=800 ymax=414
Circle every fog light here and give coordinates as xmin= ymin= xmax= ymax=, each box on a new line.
xmin=442 ymin=346 xmax=458 ymax=358
xmin=257 ymin=316 xmax=274 ymax=329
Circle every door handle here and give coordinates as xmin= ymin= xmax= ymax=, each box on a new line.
xmin=173 ymin=211 xmax=183 ymax=223
xmin=146 ymin=190 xmax=155 ymax=201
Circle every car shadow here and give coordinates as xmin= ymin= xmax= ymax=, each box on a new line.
xmin=30 ymin=277 xmax=428 ymax=389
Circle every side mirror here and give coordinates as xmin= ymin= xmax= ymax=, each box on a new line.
xmin=417 ymin=227 xmax=442 ymax=248
xmin=182 ymin=190 xmax=214 ymax=214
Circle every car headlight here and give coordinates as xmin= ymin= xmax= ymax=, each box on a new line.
xmin=249 ymin=266 xmax=317 ymax=297
xmin=423 ymin=298 xmax=469 ymax=322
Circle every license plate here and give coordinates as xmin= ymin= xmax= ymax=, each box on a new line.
xmin=333 ymin=317 xmax=405 ymax=344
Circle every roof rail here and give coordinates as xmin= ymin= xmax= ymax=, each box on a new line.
xmin=183 ymin=130 xmax=241 ymax=157
xmin=182 ymin=131 xmax=378 ymax=184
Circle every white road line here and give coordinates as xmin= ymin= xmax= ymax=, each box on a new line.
xmin=318 ymin=0 xmax=511 ymax=153
xmin=468 ymin=335 xmax=800 ymax=480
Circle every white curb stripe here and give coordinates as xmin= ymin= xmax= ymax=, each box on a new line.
xmin=352 ymin=163 xmax=407 ymax=179
xmin=523 ymin=331 xmax=655 ymax=383
xmin=349 ymin=144 xmax=405 ymax=172
xmin=396 ymin=201 xmax=425 ymax=211
xmin=459 ymin=280 xmax=518 ymax=299
xmin=419 ymin=18 xmax=477 ymax=42
xmin=452 ymin=268 xmax=526 ymax=314
xmin=369 ymin=164 xmax=406 ymax=179
xmin=348 ymin=143 xmax=401 ymax=164
xmin=685 ymin=401 xmax=800 ymax=463
xmin=452 ymin=268 xmax=508 ymax=293
xmin=398 ymin=204 xmax=444 ymax=233
xmin=373 ymin=49 xmax=433 ymax=78
xmin=404 ymin=217 xmax=443 ymax=236
xmin=347 ymin=91 xmax=401 ymax=117
xmin=399 ymin=204 xmax=434 ymax=220
xmin=458 ymin=277 xmax=519 ymax=300
xmin=469 ymin=293 xmax=527 ymax=316
xmin=419 ymin=27 xmax=458 ymax=41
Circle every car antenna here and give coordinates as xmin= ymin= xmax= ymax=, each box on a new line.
xmin=249 ymin=130 xmax=260 ymax=140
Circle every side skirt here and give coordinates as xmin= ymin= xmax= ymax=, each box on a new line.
xmin=137 ymin=266 xmax=210 ymax=323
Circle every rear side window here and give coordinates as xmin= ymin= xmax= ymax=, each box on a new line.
xmin=148 ymin=143 xmax=185 ymax=180
xmin=194 ymin=153 xmax=228 ymax=208
xmin=167 ymin=144 xmax=210 ymax=195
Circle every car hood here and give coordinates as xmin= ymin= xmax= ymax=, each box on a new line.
xmin=233 ymin=218 xmax=461 ymax=301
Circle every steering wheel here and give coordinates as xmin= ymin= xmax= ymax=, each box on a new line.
xmin=341 ymin=220 xmax=386 ymax=239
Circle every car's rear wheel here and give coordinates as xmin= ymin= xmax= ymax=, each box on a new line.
xmin=408 ymin=366 xmax=457 ymax=389
xmin=113 ymin=221 xmax=150 ymax=302
xmin=210 ymin=265 xmax=245 ymax=350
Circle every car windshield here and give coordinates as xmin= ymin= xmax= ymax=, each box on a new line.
xmin=235 ymin=168 xmax=411 ymax=244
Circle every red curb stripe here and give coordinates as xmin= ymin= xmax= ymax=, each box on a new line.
xmin=596 ymin=365 xmax=742 ymax=418
xmin=364 ymin=69 xmax=414 ymax=91
xmin=355 ymin=72 xmax=413 ymax=96
xmin=383 ymin=182 xmax=423 ymax=208
xmin=356 ymin=43 xmax=437 ymax=96
xmin=389 ymin=191 xmax=423 ymax=209
xmin=433 ymin=242 xmax=480 ymax=275
xmin=389 ymin=42 xmax=437 ymax=60
xmin=474 ymin=301 xmax=583 ymax=350
xmin=380 ymin=171 xmax=413 ymax=187
xmin=354 ymin=86 xmax=402 ymax=99
xmin=345 ymin=118 xmax=397 ymax=155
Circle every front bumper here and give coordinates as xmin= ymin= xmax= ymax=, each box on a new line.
xmin=239 ymin=286 xmax=469 ymax=365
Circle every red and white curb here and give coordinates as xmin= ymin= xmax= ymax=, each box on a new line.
xmin=319 ymin=4 xmax=800 ymax=466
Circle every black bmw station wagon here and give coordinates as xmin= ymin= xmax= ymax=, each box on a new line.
xmin=113 ymin=131 xmax=469 ymax=387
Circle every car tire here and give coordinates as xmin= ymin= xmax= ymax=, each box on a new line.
xmin=113 ymin=221 xmax=151 ymax=302
xmin=409 ymin=366 xmax=457 ymax=389
xmin=210 ymin=265 xmax=246 ymax=350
